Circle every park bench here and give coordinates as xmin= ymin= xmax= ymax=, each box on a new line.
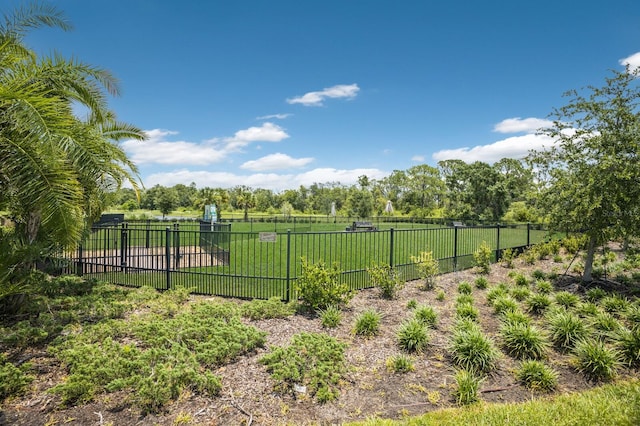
xmin=452 ymin=221 xmax=465 ymax=227
xmin=346 ymin=221 xmax=377 ymax=232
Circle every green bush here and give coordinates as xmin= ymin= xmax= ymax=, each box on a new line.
xmin=500 ymin=322 xmax=549 ymax=360
xmin=386 ymin=354 xmax=415 ymax=373
xmin=259 ymin=332 xmax=347 ymax=403
xmin=486 ymin=285 xmax=509 ymax=306
xmin=535 ymin=280 xmax=553 ymax=294
xmin=511 ymin=287 xmax=532 ymax=302
xmin=615 ymin=327 xmax=640 ymax=367
xmin=554 ymin=291 xmax=580 ymax=309
xmin=501 ymin=309 xmax=532 ymax=327
xmin=354 ymin=309 xmax=381 ymax=337
xmin=319 ymin=305 xmax=342 ymax=328
xmin=296 ymin=258 xmax=354 ymax=311
xmin=513 ymin=272 xmax=529 ymax=287
xmin=474 ymin=277 xmax=488 ymax=289
xmin=547 ymin=311 xmax=589 ymax=351
xmin=591 ymin=311 xmax=622 ymax=336
xmin=500 ymin=248 xmax=515 ymax=268
xmin=397 ymin=318 xmax=430 ymax=353
xmin=600 ymin=295 xmax=631 ymax=315
xmin=454 ymin=369 xmax=482 ymax=405
xmin=414 ymin=305 xmax=438 ymax=328
xmin=585 ymin=287 xmax=608 ymax=303
xmin=563 ymin=235 xmax=587 ymax=254
xmin=457 ymin=281 xmax=473 ymax=295
xmin=493 ymin=296 xmax=519 ymax=316
xmin=368 ymin=263 xmax=404 ymax=299
xmin=449 ymin=325 xmax=500 ymax=374
xmin=573 ymin=339 xmax=620 ymax=381
xmin=240 ymin=297 xmax=296 ymax=320
xmin=0 ymin=354 xmax=33 ymax=400
xmin=411 ymin=251 xmax=439 ymax=290
xmin=515 ymin=360 xmax=558 ymax=392
xmin=473 ymin=241 xmax=493 ymax=274
xmin=455 ymin=303 xmax=479 ymax=321
xmin=527 ymin=293 xmax=552 ymax=315
xmin=531 ymin=269 xmax=546 ymax=280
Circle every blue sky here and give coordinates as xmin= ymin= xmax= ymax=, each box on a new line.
xmin=10 ymin=0 xmax=640 ymax=190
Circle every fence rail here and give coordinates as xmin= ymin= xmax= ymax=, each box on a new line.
xmin=62 ymin=222 xmax=548 ymax=301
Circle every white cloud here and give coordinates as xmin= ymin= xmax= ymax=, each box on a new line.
xmin=241 ymin=153 xmax=314 ymax=171
xmin=287 ymin=84 xmax=360 ymax=106
xmin=144 ymin=167 xmax=388 ymax=191
xmin=121 ymin=130 xmax=226 ymax=165
xmin=493 ymin=117 xmax=553 ymax=134
xmin=122 ymin=124 xmax=290 ymax=166
xmin=620 ymin=52 xmax=640 ymax=73
xmin=256 ymin=113 xmax=292 ymax=120
xmin=411 ymin=155 xmax=425 ymax=162
xmin=432 ymin=133 xmax=555 ymax=164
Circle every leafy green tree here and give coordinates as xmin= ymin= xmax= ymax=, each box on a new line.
xmin=528 ymin=68 xmax=640 ymax=281
xmin=403 ymin=164 xmax=445 ymax=217
xmin=156 ymin=187 xmax=179 ymax=218
xmin=232 ymin=186 xmax=255 ymax=221
xmin=346 ymin=188 xmax=374 ymax=219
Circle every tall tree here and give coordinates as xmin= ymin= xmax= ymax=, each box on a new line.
xmin=528 ymin=68 xmax=640 ymax=281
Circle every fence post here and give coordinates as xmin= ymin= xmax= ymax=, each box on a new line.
xmin=389 ymin=228 xmax=395 ymax=269
xmin=77 ymin=244 xmax=84 ymax=277
xmin=120 ymin=223 xmax=127 ymax=272
xmin=145 ymin=219 xmax=150 ymax=248
xmin=453 ymin=225 xmax=459 ymax=271
xmin=496 ymin=223 xmax=501 ymax=262
xmin=285 ymin=229 xmax=291 ymax=302
xmin=165 ymin=227 xmax=171 ymax=290
xmin=527 ymin=222 xmax=531 ymax=246
xmin=173 ymin=223 xmax=180 ymax=270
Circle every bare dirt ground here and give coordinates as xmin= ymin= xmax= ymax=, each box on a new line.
xmin=3 ymin=247 xmax=639 ymax=426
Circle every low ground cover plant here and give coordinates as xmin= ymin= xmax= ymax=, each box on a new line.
xmin=259 ymin=332 xmax=347 ymax=403
xmin=240 ymin=296 xmax=296 ymax=320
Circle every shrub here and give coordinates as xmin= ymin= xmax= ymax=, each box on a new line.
xmin=600 ymin=295 xmax=631 ymax=315
xmin=500 ymin=322 xmax=549 ymax=360
xmin=455 ymin=294 xmax=474 ymax=306
xmin=515 ymin=360 xmax=558 ymax=392
xmin=397 ymin=319 xmax=430 ymax=353
xmin=456 ymin=303 xmax=479 ymax=321
xmin=454 ymin=369 xmax=481 ymax=405
xmin=615 ymin=327 xmax=640 ymax=367
xmin=511 ymin=287 xmax=532 ymax=302
xmin=535 ymin=280 xmax=553 ymax=294
xmin=473 ymin=241 xmax=493 ymax=274
xmin=527 ymin=293 xmax=552 ymax=315
xmin=259 ymin=332 xmax=347 ymax=403
xmin=547 ymin=311 xmax=589 ymax=351
xmin=493 ymin=296 xmax=519 ymax=316
xmin=414 ymin=305 xmax=438 ymax=328
xmin=554 ymin=291 xmax=580 ymax=309
xmin=474 ymin=277 xmax=488 ymax=289
xmin=500 ymin=248 xmax=515 ymax=268
xmin=386 ymin=354 xmax=415 ymax=373
xmin=563 ymin=235 xmax=586 ymax=254
xmin=457 ymin=281 xmax=473 ymax=295
xmin=531 ymin=269 xmax=546 ymax=280
xmin=368 ymin=263 xmax=404 ymax=299
xmin=449 ymin=326 xmax=500 ymax=374
xmin=0 ymin=354 xmax=33 ymax=400
xmin=354 ymin=309 xmax=381 ymax=337
xmin=319 ymin=305 xmax=342 ymax=328
xmin=486 ymin=286 xmax=509 ymax=306
xmin=240 ymin=297 xmax=296 ymax=320
xmin=296 ymin=258 xmax=354 ymax=311
xmin=411 ymin=251 xmax=439 ymax=290
xmin=572 ymin=339 xmax=620 ymax=381
xmin=501 ymin=309 xmax=531 ymax=327
xmin=585 ymin=287 xmax=608 ymax=303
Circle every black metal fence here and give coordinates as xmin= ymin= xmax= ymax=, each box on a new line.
xmin=62 ymin=222 xmax=548 ymax=301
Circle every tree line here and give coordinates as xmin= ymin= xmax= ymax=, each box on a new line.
xmin=115 ymin=158 xmax=537 ymax=223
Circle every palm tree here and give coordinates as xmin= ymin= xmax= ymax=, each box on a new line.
xmin=0 ymin=3 xmax=144 ymax=307
xmin=0 ymin=2 xmax=145 ymax=248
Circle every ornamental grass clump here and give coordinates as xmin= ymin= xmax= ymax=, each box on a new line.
xmin=449 ymin=325 xmax=500 ymax=374
xmin=474 ymin=276 xmax=488 ymax=289
xmin=386 ymin=354 xmax=415 ymax=373
xmin=501 ymin=309 xmax=532 ymax=327
xmin=492 ymin=296 xmax=519 ymax=316
xmin=572 ymin=338 xmax=620 ymax=381
xmin=453 ymin=369 xmax=482 ymax=405
xmin=554 ymin=291 xmax=580 ymax=309
xmin=319 ymin=305 xmax=342 ymax=329
xmin=354 ymin=309 xmax=381 ymax=337
xmin=526 ymin=293 xmax=552 ymax=315
xmin=585 ymin=287 xmax=608 ymax=303
xmin=547 ymin=311 xmax=589 ymax=351
xmin=511 ymin=287 xmax=532 ymax=302
xmin=600 ymin=295 xmax=631 ymax=316
xmin=535 ymin=280 xmax=553 ymax=294
xmin=397 ymin=318 xmax=430 ymax=353
xmin=455 ymin=294 xmax=474 ymax=306
xmin=455 ymin=303 xmax=479 ymax=321
xmin=457 ymin=281 xmax=473 ymax=295
xmin=414 ymin=305 xmax=438 ymax=328
xmin=486 ymin=286 xmax=509 ymax=306
xmin=515 ymin=360 xmax=558 ymax=392
xmin=500 ymin=322 xmax=549 ymax=360
xmin=615 ymin=327 xmax=640 ymax=367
